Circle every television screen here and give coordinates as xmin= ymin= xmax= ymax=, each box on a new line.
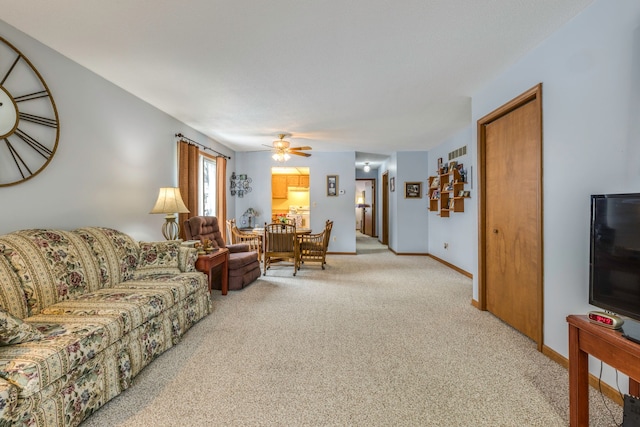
xmin=589 ymin=193 xmax=640 ymax=321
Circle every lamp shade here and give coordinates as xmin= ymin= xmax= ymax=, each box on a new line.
xmin=150 ymin=187 xmax=190 ymax=214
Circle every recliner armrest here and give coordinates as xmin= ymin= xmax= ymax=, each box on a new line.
xmin=227 ymin=243 xmax=251 ymax=253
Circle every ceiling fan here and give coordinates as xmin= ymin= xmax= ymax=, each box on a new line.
xmin=265 ymin=134 xmax=312 ymax=161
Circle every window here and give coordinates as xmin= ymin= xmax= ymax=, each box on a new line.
xmin=198 ymin=154 xmax=216 ymax=216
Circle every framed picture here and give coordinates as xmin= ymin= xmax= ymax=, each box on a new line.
xmin=405 ymin=182 xmax=422 ymax=199
xmin=327 ymin=175 xmax=338 ymax=196
xmin=390 ymin=177 xmax=395 ymax=192
xmin=437 ymin=157 xmax=443 ymax=174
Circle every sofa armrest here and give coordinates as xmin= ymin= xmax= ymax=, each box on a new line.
xmin=0 ymin=377 xmax=18 ymax=421
xmin=178 ymin=246 xmax=198 ymax=272
xmin=226 ymin=243 xmax=250 ymax=253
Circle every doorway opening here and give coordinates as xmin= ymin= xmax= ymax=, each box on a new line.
xmin=355 ymin=179 xmax=376 ymax=237
xmin=271 ymin=167 xmax=310 ymax=227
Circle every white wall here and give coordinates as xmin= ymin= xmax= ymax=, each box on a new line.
xmin=470 ymin=0 xmax=640 ymax=389
xmin=0 ymin=20 xmax=234 ymax=240
xmin=233 ymin=150 xmax=356 ymax=254
xmin=393 ymin=151 xmax=430 ymax=253
xmin=427 ymin=126 xmax=475 ymax=274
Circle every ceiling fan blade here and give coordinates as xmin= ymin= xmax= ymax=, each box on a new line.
xmin=289 ymin=146 xmax=312 ymax=151
xmin=289 ymin=151 xmax=311 ymax=157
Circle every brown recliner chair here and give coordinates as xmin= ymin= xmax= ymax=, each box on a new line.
xmin=184 ymin=216 xmax=261 ymax=291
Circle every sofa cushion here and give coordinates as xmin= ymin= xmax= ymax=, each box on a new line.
xmin=134 ymin=241 xmax=181 ymax=277
xmin=0 ymin=247 xmax=29 ymax=319
xmin=39 ymin=287 xmax=176 ymax=337
xmin=113 ymin=272 xmax=207 ymax=305
xmin=74 ymin=227 xmax=140 ymax=287
xmin=0 ymin=317 xmax=120 ymax=398
xmin=0 ymin=230 xmax=102 ymax=315
xmin=0 ymin=308 xmax=42 ymax=346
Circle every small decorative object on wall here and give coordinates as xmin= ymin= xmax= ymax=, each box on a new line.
xmin=230 ymin=172 xmax=252 ymax=197
xmin=437 ymin=157 xmax=443 ymax=174
xmin=390 ymin=177 xmax=395 ymax=192
xmin=405 ymin=182 xmax=422 ymax=199
xmin=327 ymin=175 xmax=338 ymax=196
xmin=0 ymin=36 xmax=60 ymax=187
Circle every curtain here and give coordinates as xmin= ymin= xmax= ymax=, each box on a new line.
xmin=178 ymin=141 xmax=199 ymax=240
xmin=216 ymin=156 xmax=227 ymax=243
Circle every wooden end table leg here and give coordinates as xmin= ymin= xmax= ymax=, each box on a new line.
xmin=221 ymin=251 xmax=229 ymax=296
xmin=569 ymin=323 xmax=589 ymax=427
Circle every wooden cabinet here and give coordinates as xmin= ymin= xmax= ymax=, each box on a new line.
xmin=272 ymin=175 xmax=288 ymax=198
xmin=428 ymin=168 xmax=468 ymax=217
xmin=272 ymin=174 xmax=310 ymax=198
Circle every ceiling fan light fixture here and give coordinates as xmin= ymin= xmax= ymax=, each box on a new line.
xmin=363 ymin=162 xmax=371 ymax=172
xmin=272 ymin=150 xmax=290 ymax=162
xmin=273 ymin=134 xmax=290 ymax=150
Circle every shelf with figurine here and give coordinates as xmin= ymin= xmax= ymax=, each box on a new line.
xmin=428 ymin=160 xmax=470 ymax=217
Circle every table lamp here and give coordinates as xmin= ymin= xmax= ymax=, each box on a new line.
xmin=150 ymin=187 xmax=190 ymax=240
xmin=244 ymin=207 xmax=257 ymax=228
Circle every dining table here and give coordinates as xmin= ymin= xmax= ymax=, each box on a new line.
xmin=248 ymin=227 xmax=312 ymax=235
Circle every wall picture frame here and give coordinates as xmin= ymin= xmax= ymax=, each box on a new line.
xmin=405 ymin=182 xmax=422 ymax=199
xmin=327 ymin=175 xmax=338 ymax=196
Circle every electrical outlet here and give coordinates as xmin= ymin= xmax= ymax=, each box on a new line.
xmin=444 ymin=242 xmax=448 ymax=249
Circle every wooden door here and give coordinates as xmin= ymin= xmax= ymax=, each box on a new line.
xmin=478 ymin=84 xmax=543 ymax=348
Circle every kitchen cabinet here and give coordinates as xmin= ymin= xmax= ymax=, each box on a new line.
xmin=272 ymin=175 xmax=288 ymax=198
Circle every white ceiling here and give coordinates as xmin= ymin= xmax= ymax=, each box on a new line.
xmin=0 ymin=0 xmax=594 ymax=166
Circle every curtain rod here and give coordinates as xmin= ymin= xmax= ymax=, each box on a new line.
xmin=175 ymin=133 xmax=231 ymax=159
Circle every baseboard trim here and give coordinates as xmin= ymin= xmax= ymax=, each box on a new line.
xmin=327 ymin=252 xmax=357 ymax=256
xmin=541 ymin=345 xmax=623 ymax=406
xmin=427 ymin=254 xmax=473 ymax=279
xmin=471 ymin=299 xmax=480 ymax=309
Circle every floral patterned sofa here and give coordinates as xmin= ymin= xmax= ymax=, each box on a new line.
xmin=0 ymin=227 xmax=210 ymax=427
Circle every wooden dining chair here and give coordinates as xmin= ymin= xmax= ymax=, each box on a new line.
xmin=299 ymin=219 xmax=333 ymax=269
xmin=230 ymin=220 xmax=262 ymax=262
xmin=263 ymin=222 xmax=299 ymax=276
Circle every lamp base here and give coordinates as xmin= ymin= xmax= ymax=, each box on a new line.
xmin=162 ymin=214 xmax=180 ymax=240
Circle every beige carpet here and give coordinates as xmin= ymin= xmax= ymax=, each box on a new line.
xmin=82 ymin=233 xmax=622 ymax=426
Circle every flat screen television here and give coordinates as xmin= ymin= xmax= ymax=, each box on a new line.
xmin=589 ymin=193 xmax=640 ymax=324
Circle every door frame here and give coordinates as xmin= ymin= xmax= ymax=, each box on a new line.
xmin=477 ymin=83 xmax=544 ymax=350
xmin=381 ymin=171 xmax=389 ymax=245
xmin=356 ymin=178 xmax=376 ymax=237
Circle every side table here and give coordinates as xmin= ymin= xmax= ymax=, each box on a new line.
xmin=195 ymin=248 xmax=229 ymax=295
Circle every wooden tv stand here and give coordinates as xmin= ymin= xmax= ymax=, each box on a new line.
xmin=567 ymin=314 xmax=640 ymax=426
